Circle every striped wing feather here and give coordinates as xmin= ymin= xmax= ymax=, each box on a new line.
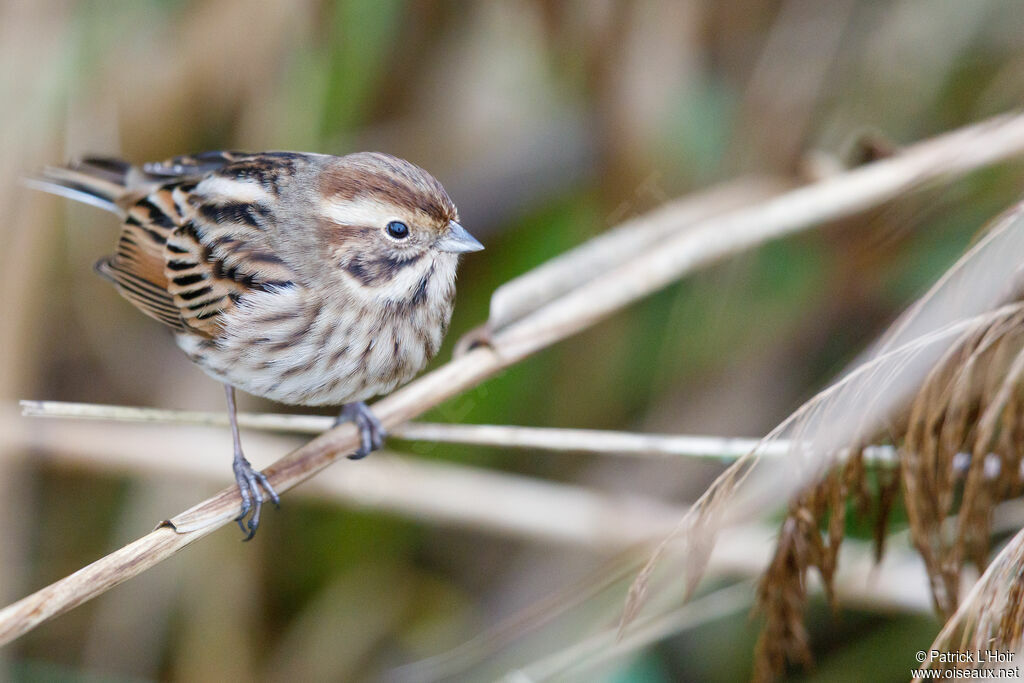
xmin=99 ymin=158 xmax=298 ymax=336
xmin=96 ymin=257 xmax=185 ymax=331
xmin=96 ymin=185 xmax=187 ymax=331
xmin=163 ymin=216 xmax=294 ymax=336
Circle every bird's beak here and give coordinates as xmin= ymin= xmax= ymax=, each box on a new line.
xmin=435 ymin=221 xmax=484 ymax=253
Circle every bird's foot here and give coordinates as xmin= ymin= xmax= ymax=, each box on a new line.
xmin=335 ymin=401 xmax=387 ymax=460
xmin=232 ymin=452 xmax=280 ymax=541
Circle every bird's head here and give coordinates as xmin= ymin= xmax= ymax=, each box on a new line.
xmin=312 ymin=152 xmax=482 ymax=302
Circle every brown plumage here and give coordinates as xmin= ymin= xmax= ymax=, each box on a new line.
xmin=29 ymin=150 xmax=483 ymax=537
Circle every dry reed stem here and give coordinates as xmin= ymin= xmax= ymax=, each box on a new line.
xmin=18 ymin=399 xmax=828 ymax=462
xmin=4 ymin=111 xmax=1024 ymax=644
xmin=2 ymin=411 xmax=682 ymax=549
xmin=487 ymin=177 xmax=789 ymax=330
xmin=16 ymin=399 xmax=906 ymax=464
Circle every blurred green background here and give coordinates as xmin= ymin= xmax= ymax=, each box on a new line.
xmin=3 ymin=1 xmax=1024 ymax=681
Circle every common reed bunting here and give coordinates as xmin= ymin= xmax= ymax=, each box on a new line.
xmin=29 ymin=150 xmax=483 ymax=538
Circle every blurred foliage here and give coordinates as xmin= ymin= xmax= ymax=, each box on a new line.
xmin=4 ymin=0 xmax=1024 ymax=681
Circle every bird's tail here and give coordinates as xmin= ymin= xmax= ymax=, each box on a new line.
xmin=23 ymin=156 xmax=136 ymax=214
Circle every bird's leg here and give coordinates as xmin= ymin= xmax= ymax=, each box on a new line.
xmin=225 ymin=384 xmax=280 ymax=540
xmin=335 ymin=401 xmax=387 ymax=459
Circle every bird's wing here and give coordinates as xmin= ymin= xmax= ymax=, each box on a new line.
xmin=98 ymin=157 xmax=300 ymax=337
xmin=140 ymin=150 xmax=249 ymax=178
xmin=95 ymin=183 xmax=191 ymax=331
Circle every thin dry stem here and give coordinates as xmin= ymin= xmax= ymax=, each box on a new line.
xmin=18 ymin=399 xmax=821 ymax=461
xmin=4 ymin=111 xmax=1024 ymax=645
xmin=487 ymin=177 xmax=790 ymax=330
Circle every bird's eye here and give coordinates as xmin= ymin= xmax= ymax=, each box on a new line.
xmin=385 ymin=221 xmax=409 ymax=239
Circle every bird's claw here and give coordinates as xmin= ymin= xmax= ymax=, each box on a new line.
xmin=232 ymin=455 xmax=279 ymax=541
xmin=336 ymin=402 xmax=387 ymax=460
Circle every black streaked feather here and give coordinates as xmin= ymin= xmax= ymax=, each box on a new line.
xmin=36 ymin=151 xmax=303 ymax=339
xmin=95 ymin=258 xmax=185 ymax=331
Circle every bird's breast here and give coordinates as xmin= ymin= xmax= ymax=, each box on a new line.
xmin=177 ymin=280 xmax=454 ymax=406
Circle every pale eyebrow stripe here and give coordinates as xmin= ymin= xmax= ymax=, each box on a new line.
xmin=320 ymin=196 xmax=403 ymax=226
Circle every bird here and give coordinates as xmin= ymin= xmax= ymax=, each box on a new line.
xmin=27 ymin=150 xmax=484 ymax=538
